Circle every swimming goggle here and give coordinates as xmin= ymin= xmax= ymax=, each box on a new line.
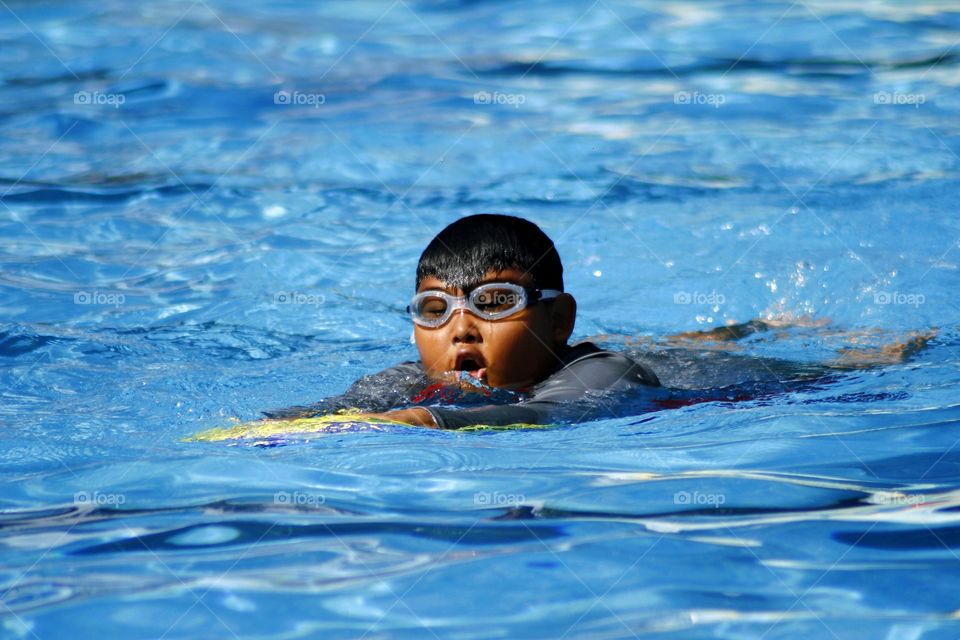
xmin=407 ymin=282 xmax=563 ymax=328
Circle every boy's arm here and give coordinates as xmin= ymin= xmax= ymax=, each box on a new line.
xmin=659 ymin=319 xmax=936 ymax=369
xmin=828 ymin=331 xmax=935 ymax=369
xmin=374 ymin=351 xmax=659 ymax=429
xmin=364 ymin=407 xmax=440 ymax=428
xmin=262 ymin=362 xmax=427 ymax=419
xmin=597 ymin=317 xmax=935 ymax=362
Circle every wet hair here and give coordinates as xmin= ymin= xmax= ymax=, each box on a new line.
xmin=416 ymin=214 xmax=564 ymax=291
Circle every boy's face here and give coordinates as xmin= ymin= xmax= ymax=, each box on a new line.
xmin=413 ymin=268 xmax=576 ymax=390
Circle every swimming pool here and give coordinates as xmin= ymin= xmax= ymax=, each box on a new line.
xmin=2 ymin=0 xmax=959 ymax=637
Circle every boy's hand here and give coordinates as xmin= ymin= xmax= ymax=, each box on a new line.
xmin=364 ymin=408 xmax=439 ymax=429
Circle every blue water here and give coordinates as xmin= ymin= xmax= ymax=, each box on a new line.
xmin=2 ymin=1 xmax=960 ymax=637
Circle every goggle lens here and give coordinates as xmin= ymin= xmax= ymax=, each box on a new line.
xmin=414 ymin=295 xmax=453 ymax=321
xmin=472 ymin=286 xmax=524 ymax=313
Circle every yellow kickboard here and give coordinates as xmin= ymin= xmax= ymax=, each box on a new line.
xmin=185 ymin=411 xmax=547 ymax=444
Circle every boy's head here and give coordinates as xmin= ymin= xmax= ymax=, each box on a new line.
xmin=411 ymin=214 xmax=577 ymax=390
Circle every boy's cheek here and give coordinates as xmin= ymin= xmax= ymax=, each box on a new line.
xmin=413 ymin=333 xmax=441 ymax=364
xmin=415 ymin=342 xmax=451 ymax=379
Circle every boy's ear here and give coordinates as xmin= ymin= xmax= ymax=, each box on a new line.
xmin=550 ymin=293 xmax=577 ymax=346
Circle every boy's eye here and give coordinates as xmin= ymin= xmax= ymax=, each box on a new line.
xmin=420 ymin=297 xmax=447 ymax=318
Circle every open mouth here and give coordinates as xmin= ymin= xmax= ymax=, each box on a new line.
xmin=455 ymin=353 xmax=487 ymax=380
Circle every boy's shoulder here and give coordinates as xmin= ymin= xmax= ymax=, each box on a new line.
xmin=533 ymin=341 xmax=661 ymax=395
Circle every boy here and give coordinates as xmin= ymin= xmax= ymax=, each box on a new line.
xmin=265 ymin=214 xmax=661 ymax=429
xmin=265 ymin=214 xmax=932 ymax=429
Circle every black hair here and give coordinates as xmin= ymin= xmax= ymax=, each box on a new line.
xmin=416 ymin=214 xmax=564 ymax=291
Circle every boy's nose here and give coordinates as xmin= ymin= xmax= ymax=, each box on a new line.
xmin=449 ymin=308 xmax=481 ymax=343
